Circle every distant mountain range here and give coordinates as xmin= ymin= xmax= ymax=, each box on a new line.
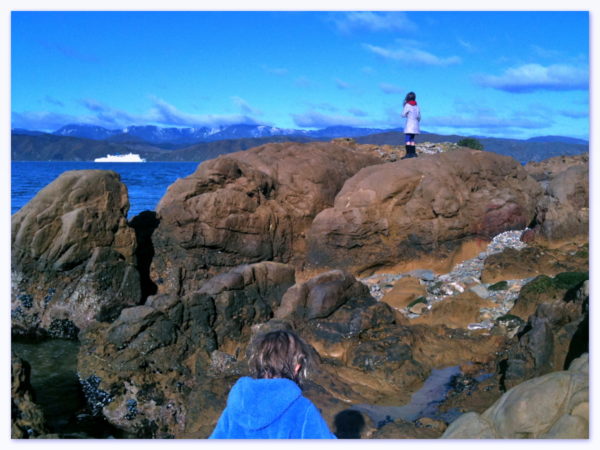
xmin=36 ymin=123 xmax=399 ymax=147
xmin=11 ymin=123 xmax=588 ymax=164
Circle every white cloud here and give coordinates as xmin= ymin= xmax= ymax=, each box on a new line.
xmin=379 ymin=82 xmax=404 ymax=94
xmin=294 ymin=76 xmax=314 ymax=88
xmin=148 ymin=97 xmax=261 ymax=127
xmin=335 ymin=78 xmax=353 ymax=90
xmin=475 ymin=63 xmax=588 ymax=93
xmin=457 ymin=38 xmax=476 ymax=53
xmin=559 ymin=109 xmax=588 ymax=119
xmin=231 ymin=96 xmax=263 ymax=116
xmin=348 ymin=107 xmax=368 ymax=117
xmin=291 ymin=110 xmax=372 ymax=128
xmin=426 ymin=114 xmax=549 ymax=130
xmin=44 ymin=96 xmax=65 ymax=108
xmin=530 ymin=45 xmax=562 ymax=59
xmin=362 ymin=66 xmax=375 ymax=75
xmin=12 ymin=111 xmax=83 ymax=132
xmin=332 ymin=12 xmax=417 ymax=33
xmin=305 ymin=102 xmax=339 ymax=112
xmin=363 ymin=43 xmax=461 ymax=66
xmin=13 ymin=97 xmax=266 ymax=131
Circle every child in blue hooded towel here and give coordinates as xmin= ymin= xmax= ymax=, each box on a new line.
xmin=210 ymin=329 xmax=336 ymax=439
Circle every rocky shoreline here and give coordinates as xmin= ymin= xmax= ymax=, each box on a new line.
xmin=11 ymin=140 xmax=588 ymax=439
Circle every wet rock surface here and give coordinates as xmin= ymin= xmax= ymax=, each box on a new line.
xmin=11 ymin=170 xmax=141 ymax=338
xmin=11 ymin=354 xmax=47 ymax=438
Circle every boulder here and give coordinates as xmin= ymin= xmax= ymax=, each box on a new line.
xmin=307 ymin=150 xmax=542 ymax=273
xmin=11 ymin=354 xmax=47 ymax=438
xmin=151 ymin=141 xmax=380 ymax=294
xmin=533 ymin=165 xmax=588 ymax=241
xmin=442 ymin=353 xmax=588 ymax=438
xmin=409 ymin=324 xmax=506 ymax=370
xmin=380 ymin=276 xmax=427 ymax=312
xmin=525 ymin=154 xmax=589 ymax=242
xmin=411 ymin=291 xmax=496 ymax=329
xmin=501 ymin=278 xmax=588 ymax=390
xmin=509 ymin=272 xmax=587 ymax=321
xmin=481 ymin=244 xmax=589 ymax=284
xmin=11 ymin=170 xmax=140 ymax=338
xmin=275 ymin=269 xmax=372 ymax=322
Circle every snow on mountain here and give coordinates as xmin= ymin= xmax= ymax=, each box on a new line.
xmin=30 ymin=123 xmax=587 ymax=149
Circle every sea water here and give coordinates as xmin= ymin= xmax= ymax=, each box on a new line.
xmin=11 ymin=161 xmax=200 ymax=218
xmin=12 ymin=338 xmax=126 ymax=437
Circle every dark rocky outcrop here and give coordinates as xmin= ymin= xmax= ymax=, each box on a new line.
xmin=77 ymin=261 xmax=295 ymax=438
xmin=11 ymin=170 xmax=141 ymax=338
xmin=75 ymin=262 xmax=509 ymax=438
xmin=307 ymin=150 xmax=542 ymax=274
xmin=11 ymin=354 xmax=47 ymax=438
xmin=150 ymin=141 xmax=380 ymax=295
xmin=499 ymin=277 xmax=588 ymax=390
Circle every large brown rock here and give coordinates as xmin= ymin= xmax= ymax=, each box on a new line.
xmin=533 ymin=164 xmax=588 ymax=241
xmin=442 ymin=353 xmax=588 ymax=439
xmin=77 ymin=261 xmax=295 ymax=438
xmin=524 ymin=154 xmax=588 ymax=242
xmin=307 ymin=150 xmax=542 ymax=273
xmin=11 ymin=170 xmax=140 ymax=338
xmin=275 ymin=269 xmax=372 ymax=322
xmin=481 ymin=243 xmax=589 ymax=284
xmin=151 ymin=141 xmax=380 ymax=295
xmin=411 ymin=291 xmax=496 ymax=329
xmin=380 ymin=276 xmax=427 ymax=312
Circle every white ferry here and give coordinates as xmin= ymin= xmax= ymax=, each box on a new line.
xmin=94 ymin=153 xmax=146 ymax=163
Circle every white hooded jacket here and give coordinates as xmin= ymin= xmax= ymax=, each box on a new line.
xmin=402 ymin=103 xmax=421 ymax=134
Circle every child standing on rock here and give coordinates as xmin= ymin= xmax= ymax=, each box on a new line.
xmin=402 ymin=91 xmax=421 ymax=159
xmin=209 ymin=329 xmax=336 ymax=439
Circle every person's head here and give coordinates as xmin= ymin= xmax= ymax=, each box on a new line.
xmin=404 ymin=92 xmax=416 ymax=104
xmin=248 ymin=330 xmax=312 ymax=385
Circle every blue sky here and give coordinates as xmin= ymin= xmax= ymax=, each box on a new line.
xmin=11 ymin=10 xmax=589 ymax=139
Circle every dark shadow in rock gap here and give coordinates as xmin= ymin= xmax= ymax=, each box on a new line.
xmin=334 ymin=409 xmax=366 ymax=439
xmin=129 ymin=210 xmax=160 ymax=301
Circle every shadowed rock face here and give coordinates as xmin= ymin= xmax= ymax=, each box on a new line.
xmin=11 ymin=354 xmax=47 ymax=438
xmin=307 ymin=150 xmax=543 ymax=273
xmin=11 ymin=170 xmax=141 ymax=338
xmin=76 ymin=261 xmax=296 ymax=438
xmin=499 ymin=277 xmax=588 ymax=390
xmin=150 ymin=141 xmax=380 ymax=295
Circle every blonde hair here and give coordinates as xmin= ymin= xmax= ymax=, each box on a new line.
xmin=248 ymin=330 xmax=312 ymax=385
